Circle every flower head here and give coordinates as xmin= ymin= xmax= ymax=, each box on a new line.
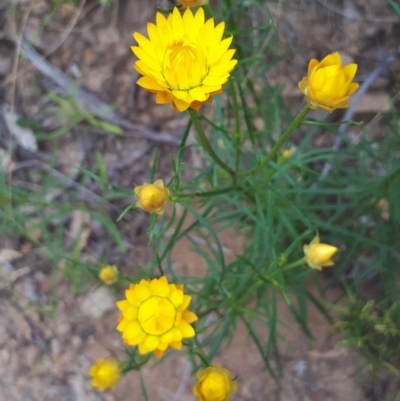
xmin=177 ymin=0 xmax=209 ymax=7
xmin=89 ymin=358 xmax=121 ymax=391
xmin=282 ymin=149 xmax=292 ymax=160
xmin=193 ymin=365 xmax=238 ymax=401
xmin=99 ymin=265 xmax=118 ymax=285
xmin=303 ymin=236 xmax=338 ymax=270
xmin=134 ymin=179 xmax=170 ymax=215
xmin=132 ymin=7 xmax=237 ymax=112
xmin=117 ymin=276 xmax=198 ymax=358
xmin=298 ymin=52 xmax=359 ymax=112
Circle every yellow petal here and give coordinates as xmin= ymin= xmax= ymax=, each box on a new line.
xmin=117 ymin=300 xmax=130 ymax=311
xmin=135 ymin=283 xmax=151 ymax=301
xmin=178 ymin=320 xmax=195 ymax=338
xmin=170 ymin=340 xmax=183 ymax=350
xmin=172 ymin=7 xmax=184 ymax=37
xmin=182 ymin=310 xmax=198 ymax=324
xmin=189 ymin=87 xmax=207 ymax=102
xmin=170 ymin=289 xmax=184 ymax=306
xmin=144 ymin=335 xmax=160 ymax=351
xmin=124 ymin=321 xmax=142 ymax=338
xmin=125 ymin=288 xmax=137 ymax=305
xmin=122 ymin=306 xmax=137 ymax=320
xmin=137 ymin=77 xmax=166 ymax=91
xmin=156 ymin=276 xmax=170 ymax=297
xmin=307 ymin=59 xmax=319 ymax=76
xmin=173 ymin=98 xmax=191 ymax=112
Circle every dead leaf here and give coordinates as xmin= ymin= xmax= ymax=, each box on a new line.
xmin=3 ymin=107 xmax=38 ymax=152
xmin=0 ymin=249 xmax=23 ymax=263
xmin=67 ymin=211 xmax=91 ymax=252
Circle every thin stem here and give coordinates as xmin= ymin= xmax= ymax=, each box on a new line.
xmin=280 ymin=258 xmax=305 ymax=271
xmin=228 ymin=81 xmax=241 ymax=175
xmin=188 ymin=109 xmax=236 ymax=178
xmin=239 ymin=105 xmax=310 ymax=177
xmin=192 ymin=336 xmax=212 ymax=367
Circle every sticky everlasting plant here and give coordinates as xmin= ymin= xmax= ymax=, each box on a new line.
xmin=82 ymin=1 xmax=400 ymax=398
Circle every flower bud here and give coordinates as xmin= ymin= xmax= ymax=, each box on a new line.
xmin=193 ymin=365 xmax=238 ymax=401
xmin=303 ymin=236 xmax=338 ymax=270
xmin=134 ymin=179 xmax=170 ymax=215
xmin=98 ymin=265 xmax=118 ymax=285
xmin=282 ymin=149 xmax=292 ymax=160
xmin=89 ymin=358 xmax=121 ymax=391
xmin=298 ymin=52 xmax=359 ymax=112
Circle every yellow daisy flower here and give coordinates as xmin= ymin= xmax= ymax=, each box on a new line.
xmin=132 ymin=7 xmax=237 ymax=112
xmin=117 ymin=276 xmax=198 ymax=358
xmin=98 ymin=265 xmax=118 ymax=285
xmin=303 ymin=236 xmax=338 ymax=270
xmin=298 ymin=52 xmax=359 ymax=112
xmin=134 ymin=179 xmax=170 ymax=215
xmin=193 ymin=364 xmax=238 ymax=401
xmin=89 ymin=358 xmax=121 ymax=391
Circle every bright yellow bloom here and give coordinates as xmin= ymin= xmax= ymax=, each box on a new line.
xmin=132 ymin=7 xmax=237 ymax=112
xmin=89 ymin=359 xmax=121 ymax=391
xmin=303 ymin=236 xmax=338 ymax=270
xmin=98 ymin=265 xmax=118 ymax=285
xmin=193 ymin=365 xmax=238 ymax=401
xmin=134 ymin=179 xmax=170 ymax=215
xmin=117 ymin=276 xmax=198 ymax=358
xmin=177 ymin=0 xmax=209 ymax=7
xmin=298 ymin=52 xmax=359 ymax=112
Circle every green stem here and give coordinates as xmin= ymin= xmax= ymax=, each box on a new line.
xmin=239 ymin=105 xmax=310 ymax=177
xmin=280 ymin=258 xmax=305 ymax=271
xmin=193 ymin=336 xmax=212 ymax=367
xmin=228 ymin=81 xmax=241 ymax=175
xmin=188 ymin=109 xmax=236 ymax=178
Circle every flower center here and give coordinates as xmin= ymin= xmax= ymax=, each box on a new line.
xmin=162 ymin=37 xmax=208 ymax=90
xmin=137 ymin=296 xmax=177 ymax=336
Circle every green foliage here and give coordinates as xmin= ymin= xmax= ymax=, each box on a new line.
xmin=336 ymin=299 xmax=400 ymax=375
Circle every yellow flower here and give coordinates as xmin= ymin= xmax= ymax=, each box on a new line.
xmin=132 ymin=7 xmax=237 ymax=112
xmin=282 ymin=149 xmax=292 ymax=160
xmin=303 ymin=236 xmax=338 ymax=270
xmin=298 ymin=52 xmax=359 ymax=112
xmin=134 ymin=179 xmax=170 ymax=215
xmin=89 ymin=358 xmax=121 ymax=391
xmin=98 ymin=265 xmax=118 ymax=285
xmin=193 ymin=365 xmax=238 ymax=401
xmin=177 ymin=0 xmax=209 ymax=7
xmin=117 ymin=276 xmax=198 ymax=358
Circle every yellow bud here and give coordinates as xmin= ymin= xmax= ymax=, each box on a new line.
xmin=282 ymin=149 xmax=292 ymax=159
xmin=176 ymin=0 xmax=209 ymax=8
xmin=298 ymin=52 xmax=359 ymax=112
xmin=134 ymin=179 xmax=170 ymax=215
xmin=193 ymin=365 xmax=238 ymax=401
xmin=303 ymin=236 xmax=338 ymax=270
xmin=98 ymin=265 xmax=118 ymax=285
xmin=89 ymin=358 xmax=121 ymax=391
